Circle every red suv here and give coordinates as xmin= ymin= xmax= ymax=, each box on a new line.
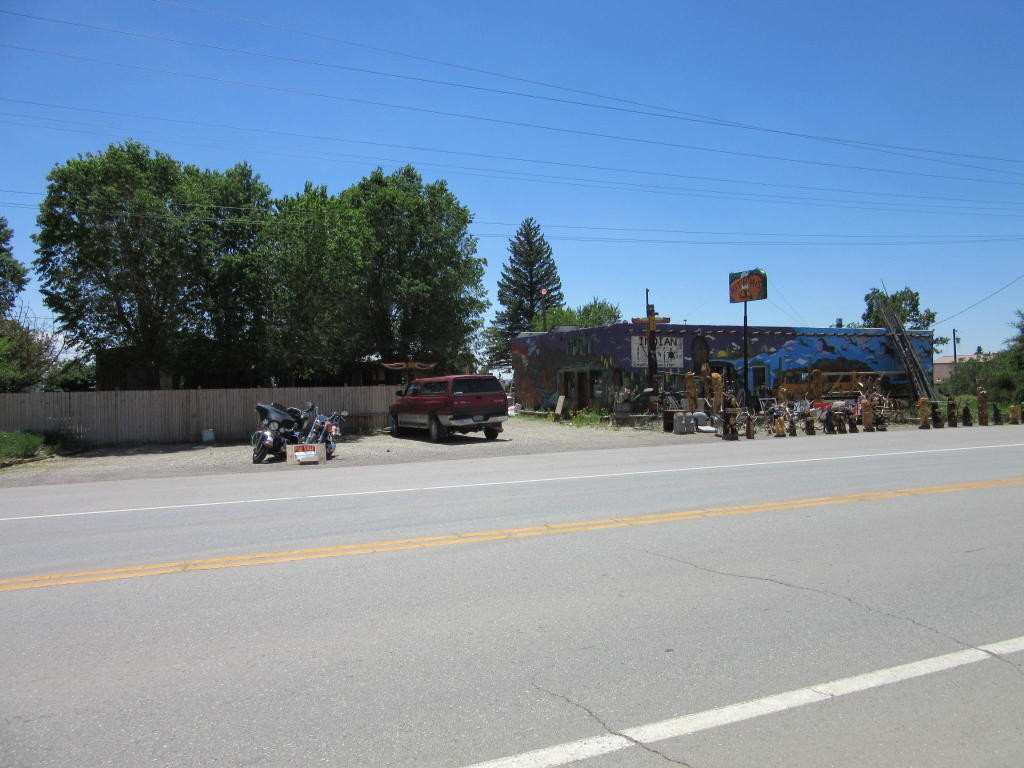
xmin=390 ymin=374 xmax=508 ymax=442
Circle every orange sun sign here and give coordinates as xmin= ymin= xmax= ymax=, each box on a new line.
xmin=728 ymin=269 xmax=768 ymax=303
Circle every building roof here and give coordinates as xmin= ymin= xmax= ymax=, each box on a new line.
xmin=934 ymin=353 xmax=990 ymax=365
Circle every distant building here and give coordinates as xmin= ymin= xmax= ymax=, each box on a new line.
xmin=933 ymin=353 xmax=991 ymax=384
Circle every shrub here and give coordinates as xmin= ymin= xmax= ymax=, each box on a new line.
xmin=0 ymin=431 xmax=46 ymax=460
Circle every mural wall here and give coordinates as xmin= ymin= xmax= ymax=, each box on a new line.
xmin=510 ymin=323 xmax=933 ymax=410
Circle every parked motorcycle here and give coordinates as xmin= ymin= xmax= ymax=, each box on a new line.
xmin=251 ymin=402 xmax=311 ymax=464
xmin=303 ymin=404 xmax=348 ymax=460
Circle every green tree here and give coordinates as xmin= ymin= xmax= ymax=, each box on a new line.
xmin=855 ymin=286 xmax=950 ymax=348
xmin=258 ymin=182 xmax=367 ymax=384
xmin=341 ymin=166 xmax=487 ymax=372
xmin=176 ymin=161 xmax=272 ymax=386
xmin=33 ymin=141 xmax=204 ymax=386
xmin=33 ymin=142 xmax=276 ymax=387
xmin=528 ymin=297 xmax=622 ymax=331
xmin=943 ymin=310 xmax=1024 ymax=402
xmin=0 ymin=307 xmax=62 ymax=392
xmin=484 ymin=217 xmax=563 ymax=368
xmin=0 ymin=216 xmax=29 ymax=316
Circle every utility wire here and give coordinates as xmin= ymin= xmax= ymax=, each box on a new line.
xmin=8 ymin=117 xmax=1024 ymax=219
xmin=4 ymin=10 xmax=1021 ymax=179
xmin=5 ymin=186 xmax=1022 ymax=237
xmin=5 ymin=198 xmax=1021 ymax=246
xmin=145 ymin=0 xmax=1024 ymax=167
xmin=4 ymin=184 xmax=1024 ymax=236
xmin=6 ymin=43 xmax=1024 ymax=189
xmin=5 ymin=98 xmax=1021 ymax=208
xmin=933 ymin=273 xmax=1024 ymax=325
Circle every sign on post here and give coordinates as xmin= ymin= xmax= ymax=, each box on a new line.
xmin=729 ymin=269 xmax=768 ymax=303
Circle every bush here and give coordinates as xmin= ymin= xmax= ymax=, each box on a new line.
xmin=0 ymin=431 xmax=46 ymax=460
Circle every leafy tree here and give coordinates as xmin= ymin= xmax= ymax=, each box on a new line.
xmin=484 ymin=217 xmax=563 ymax=368
xmin=33 ymin=142 xmax=277 ymax=388
xmin=0 ymin=220 xmax=66 ymax=392
xmin=528 ymin=297 xmax=622 ymax=331
xmin=46 ymin=356 xmax=96 ymax=391
xmin=0 ymin=306 xmax=63 ymax=392
xmin=0 ymin=216 xmax=29 ymax=316
xmin=33 ymin=141 xmax=205 ymax=387
xmin=258 ymin=182 xmax=367 ymax=384
xmin=943 ymin=309 xmax=1024 ymax=402
xmin=854 ymin=286 xmax=950 ymax=348
xmin=341 ymin=166 xmax=487 ymax=372
xmin=176 ymin=161 xmax=272 ymax=386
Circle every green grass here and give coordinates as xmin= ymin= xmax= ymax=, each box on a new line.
xmin=518 ymin=409 xmax=621 ymax=428
xmin=0 ymin=431 xmax=48 ymax=460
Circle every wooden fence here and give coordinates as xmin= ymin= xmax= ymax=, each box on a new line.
xmin=0 ymin=386 xmax=395 ymax=446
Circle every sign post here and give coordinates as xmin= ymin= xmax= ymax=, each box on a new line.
xmin=728 ymin=269 xmax=768 ymax=403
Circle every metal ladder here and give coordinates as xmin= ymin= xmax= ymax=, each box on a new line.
xmin=873 ymin=294 xmax=937 ymax=401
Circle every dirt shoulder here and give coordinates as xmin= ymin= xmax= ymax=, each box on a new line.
xmin=0 ymin=416 xmax=696 ymax=487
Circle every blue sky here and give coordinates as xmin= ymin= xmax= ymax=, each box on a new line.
xmin=2 ymin=1 xmax=1022 ymax=355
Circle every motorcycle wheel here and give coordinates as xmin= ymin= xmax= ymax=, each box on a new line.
xmin=325 ymin=440 xmax=335 ymax=459
xmin=252 ymin=442 xmax=268 ymax=464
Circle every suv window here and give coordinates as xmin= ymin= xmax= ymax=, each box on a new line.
xmin=404 ymin=383 xmax=420 ymax=396
xmin=422 ymin=381 xmax=449 ymax=395
xmin=453 ymin=377 xmax=503 ymax=394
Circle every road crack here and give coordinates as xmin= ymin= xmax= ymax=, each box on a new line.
xmin=531 ymin=681 xmax=696 ymax=767
xmin=640 ymin=548 xmax=1024 ymax=677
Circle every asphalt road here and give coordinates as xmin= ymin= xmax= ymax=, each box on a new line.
xmin=3 ymin=427 xmax=1024 ymax=767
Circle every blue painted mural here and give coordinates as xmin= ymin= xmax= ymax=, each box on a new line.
xmin=511 ymin=323 xmax=933 ymax=410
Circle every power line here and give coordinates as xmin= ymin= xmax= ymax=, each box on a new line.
xmin=5 ymin=9 xmax=1021 ymax=180
xmin=4 ymin=186 xmax=1024 ymax=242
xmin=12 ymin=198 xmax=1019 ymax=246
xmin=8 ymin=117 xmax=1024 ymax=219
xmin=145 ymin=0 xmax=1024 ymax=168
xmin=933 ymin=273 xmax=1024 ymax=325
xmin=7 ymin=43 xmax=1024 ymax=189
xmin=5 ymin=98 xmax=1022 ymax=209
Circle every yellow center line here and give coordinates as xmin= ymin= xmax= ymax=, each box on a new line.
xmin=3 ymin=477 xmax=1022 ymax=592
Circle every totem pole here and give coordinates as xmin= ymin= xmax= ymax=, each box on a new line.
xmin=836 ymin=411 xmax=848 ymax=434
xmin=947 ymin=399 xmax=958 ymax=428
xmin=685 ymin=372 xmax=698 ymax=412
xmin=918 ymin=397 xmax=930 ymax=429
xmin=722 ymin=391 xmax=740 ymax=441
xmin=977 ymin=388 xmax=989 ymax=426
xmin=862 ymin=398 xmax=875 ymax=432
xmin=711 ymin=372 xmax=724 ymax=416
xmin=873 ymin=394 xmax=887 ymax=431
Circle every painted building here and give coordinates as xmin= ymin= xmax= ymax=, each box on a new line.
xmin=510 ymin=323 xmax=933 ymax=411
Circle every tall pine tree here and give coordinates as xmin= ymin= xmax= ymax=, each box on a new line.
xmin=484 ymin=217 xmax=563 ymax=369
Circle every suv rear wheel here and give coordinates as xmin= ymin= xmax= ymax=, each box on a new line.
xmin=428 ymin=415 xmax=445 ymax=443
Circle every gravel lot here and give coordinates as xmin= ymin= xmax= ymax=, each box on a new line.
xmin=0 ymin=416 xmax=695 ymax=487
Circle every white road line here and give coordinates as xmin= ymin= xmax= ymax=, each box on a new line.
xmin=2 ymin=442 xmax=1022 ymax=523
xmin=460 ymin=635 xmax=1024 ymax=768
